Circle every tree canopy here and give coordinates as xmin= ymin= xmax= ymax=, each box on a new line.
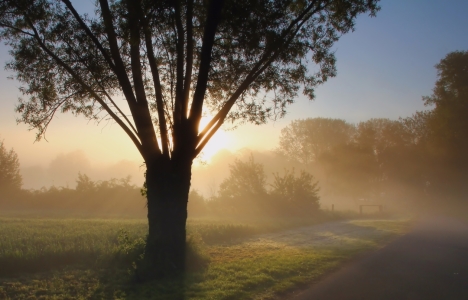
xmin=0 ymin=0 xmax=380 ymax=163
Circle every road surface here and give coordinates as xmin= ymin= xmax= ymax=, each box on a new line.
xmin=289 ymin=216 xmax=468 ymax=300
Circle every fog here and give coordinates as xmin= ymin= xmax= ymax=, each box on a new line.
xmin=21 ymin=150 xmax=145 ymax=190
xmin=7 ymin=49 xmax=468 ymax=218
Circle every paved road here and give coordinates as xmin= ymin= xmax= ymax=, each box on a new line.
xmin=289 ymin=216 xmax=468 ymax=300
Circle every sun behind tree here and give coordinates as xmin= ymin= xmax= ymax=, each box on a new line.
xmin=0 ymin=0 xmax=380 ymax=278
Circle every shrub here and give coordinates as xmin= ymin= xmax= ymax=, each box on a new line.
xmin=270 ymin=169 xmax=320 ymax=217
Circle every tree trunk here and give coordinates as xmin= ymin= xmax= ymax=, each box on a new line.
xmin=138 ymin=156 xmax=192 ymax=279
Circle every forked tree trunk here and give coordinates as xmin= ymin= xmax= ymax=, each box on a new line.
xmin=138 ymin=156 xmax=193 ymax=279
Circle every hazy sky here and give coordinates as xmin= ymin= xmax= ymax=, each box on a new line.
xmin=1 ymin=0 xmax=468 ymax=171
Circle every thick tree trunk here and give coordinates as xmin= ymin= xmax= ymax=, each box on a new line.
xmin=138 ymin=156 xmax=192 ymax=279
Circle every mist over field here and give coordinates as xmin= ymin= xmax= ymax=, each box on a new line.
xmin=1 ymin=0 xmax=468 ymax=298
xmin=8 ymin=114 xmax=445 ymax=218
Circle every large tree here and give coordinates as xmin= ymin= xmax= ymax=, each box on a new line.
xmin=0 ymin=0 xmax=379 ymax=277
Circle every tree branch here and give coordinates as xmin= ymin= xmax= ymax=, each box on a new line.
xmin=0 ymin=22 xmax=34 ymax=36
xmin=172 ymin=0 xmax=186 ymax=150
xmin=60 ymin=0 xmax=117 ymax=73
xmin=193 ymin=118 xmax=222 ymax=158
xmin=142 ymin=5 xmax=170 ymax=157
xmin=24 ymin=16 xmax=144 ymax=157
xmin=182 ymin=0 xmax=194 ymax=117
xmin=63 ymin=41 xmax=139 ymax=136
xmin=197 ymin=1 xmax=324 ymax=144
xmin=99 ymin=0 xmax=161 ymax=158
xmin=188 ymin=0 xmax=225 ymax=129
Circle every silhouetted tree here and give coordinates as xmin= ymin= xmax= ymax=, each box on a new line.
xmin=421 ymin=51 xmax=468 ymax=197
xmin=0 ymin=139 xmax=22 ymax=194
xmin=0 ymin=0 xmax=380 ymax=277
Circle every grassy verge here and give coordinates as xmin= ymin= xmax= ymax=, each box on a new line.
xmin=0 ymin=217 xmax=412 ymax=299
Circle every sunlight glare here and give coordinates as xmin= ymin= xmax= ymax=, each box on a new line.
xmin=197 ymin=115 xmax=230 ymax=162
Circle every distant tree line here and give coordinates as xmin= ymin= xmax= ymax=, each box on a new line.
xmin=277 ymin=51 xmax=468 ymax=209
xmin=0 ymin=171 xmax=146 ymax=216
xmin=190 ymin=156 xmax=320 ymax=218
xmin=1 ymin=51 xmax=468 ymax=215
xmin=0 ymin=147 xmax=320 ymax=218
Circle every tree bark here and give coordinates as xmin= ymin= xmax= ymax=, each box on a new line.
xmin=139 ymin=156 xmax=193 ymax=279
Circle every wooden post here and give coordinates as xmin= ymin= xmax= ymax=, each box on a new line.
xmin=332 ymin=204 xmax=334 ymax=212
xmin=360 ymin=205 xmax=363 ymax=215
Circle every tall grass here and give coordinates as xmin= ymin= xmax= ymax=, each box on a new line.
xmin=0 ymin=218 xmax=147 ymax=276
xmin=0 ymin=215 xmax=344 ymax=276
xmin=0 ymin=217 xmax=411 ymax=300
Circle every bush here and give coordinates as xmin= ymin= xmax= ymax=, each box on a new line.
xmin=215 ymin=155 xmax=269 ymax=216
xmin=270 ymin=169 xmax=320 ymax=216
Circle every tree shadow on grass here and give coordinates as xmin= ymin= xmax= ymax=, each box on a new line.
xmin=0 ymin=263 xmax=207 ymax=300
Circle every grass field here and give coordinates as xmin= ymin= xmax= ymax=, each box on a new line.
xmin=0 ymin=215 xmax=411 ymax=300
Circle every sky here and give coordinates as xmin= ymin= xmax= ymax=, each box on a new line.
xmin=1 ymin=0 xmax=468 ymax=185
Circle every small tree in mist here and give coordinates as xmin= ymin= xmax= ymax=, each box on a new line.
xmin=271 ymin=169 xmax=320 ymax=216
xmin=75 ymin=173 xmax=96 ymax=192
xmin=216 ymin=155 xmax=268 ymax=215
xmin=0 ymin=140 xmax=23 ymax=194
xmin=187 ymin=190 xmax=207 ymax=217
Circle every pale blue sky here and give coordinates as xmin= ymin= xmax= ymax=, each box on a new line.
xmin=1 ymin=0 xmax=467 ymax=167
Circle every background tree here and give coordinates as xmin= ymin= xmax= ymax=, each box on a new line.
xmin=0 ymin=0 xmax=379 ymax=277
xmin=0 ymin=139 xmax=23 ymax=195
xmin=270 ymin=169 xmax=320 ymax=216
xmin=216 ymin=155 xmax=268 ymax=215
xmin=278 ymin=118 xmax=355 ymax=164
xmin=187 ymin=189 xmax=207 ymax=217
xmin=420 ymin=51 xmax=468 ymax=198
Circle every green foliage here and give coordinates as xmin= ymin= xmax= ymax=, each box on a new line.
xmin=0 ymin=139 xmax=22 ymax=193
xmin=117 ymin=229 xmax=146 ymax=264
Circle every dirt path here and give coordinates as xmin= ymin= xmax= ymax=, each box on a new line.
xmin=287 ymin=216 xmax=468 ymax=300
xmin=244 ymin=219 xmax=405 ymax=249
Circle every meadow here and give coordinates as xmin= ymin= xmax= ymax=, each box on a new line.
xmin=0 ymin=214 xmax=411 ymax=299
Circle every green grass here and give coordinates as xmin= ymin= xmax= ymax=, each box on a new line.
xmin=0 ymin=216 xmax=412 ymax=300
